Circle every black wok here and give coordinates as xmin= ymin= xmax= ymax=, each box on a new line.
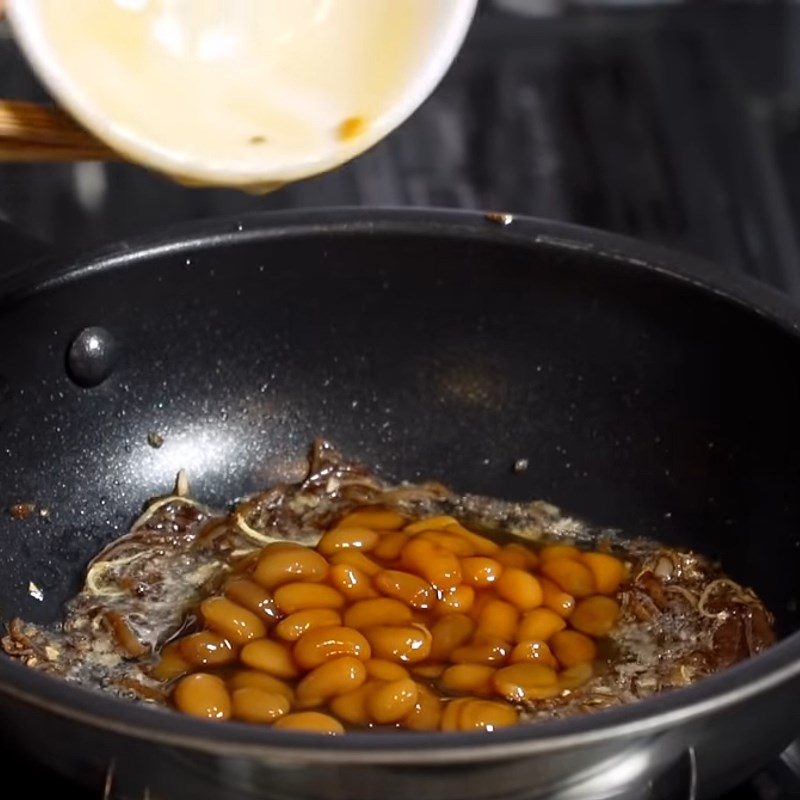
xmin=0 ymin=208 xmax=798 ymax=800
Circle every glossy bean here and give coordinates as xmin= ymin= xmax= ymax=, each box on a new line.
xmin=404 ymin=515 xmax=460 ymax=534
xmin=328 ymin=563 xmax=379 ymax=601
xmin=231 ymin=687 xmax=290 ymax=724
xmin=343 ymin=597 xmax=413 ymax=629
xmin=224 ymin=577 xmax=280 ymax=623
xmin=372 ymin=532 xmax=410 ymax=562
xmin=515 ymin=607 xmax=566 ymax=642
xmin=173 ymin=673 xmax=231 ymax=720
xmin=495 ymin=543 xmax=537 ymax=570
xmin=295 ymin=656 xmax=367 ymax=707
xmin=429 ymin=614 xmax=475 ymax=661
xmin=401 ymin=538 xmax=462 ymax=593
xmin=152 ymin=641 xmax=191 ymax=681
xmin=273 ymin=582 xmax=345 ymax=614
xmin=540 ymin=558 xmax=595 ymax=598
xmin=329 ymin=683 xmax=373 ymax=726
xmin=567 ymin=596 xmax=619 ymax=637
xmin=449 ymin=635 xmax=510 ymax=666
xmin=492 ymin=663 xmax=560 ymax=701
xmin=293 ymin=625 xmax=371 ymax=670
xmin=495 ymin=569 xmax=543 ymax=610
xmin=539 ymin=545 xmax=581 ymax=562
xmin=509 ymin=640 xmax=558 ymax=667
xmin=401 ymin=684 xmax=442 ymax=731
xmin=410 ymin=662 xmax=446 ymax=679
xmin=240 ymin=638 xmax=299 ymax=679
xmin=317 ymin=527 xmax=380 ymax=556
xmin=440 ymin=664 xmax=496 ymax=696
xmin=460 ymin=557 xmax=503 ymax=589
xmin=440 ymin=697 xmax=473 ymax=731
xmin=417 ymin=531 xmax=476 ymax=557
xmin=336 ymin=509 xmax=406 ymax=530
xmin=362 ymin=625 xmax=432 ymax=664
xmin=559 ymin=661 xmax=594 ymax=690
xmin=367 ymin=678 xmax=419 ymax=724
xmin=273 ymin=712 xmax=344 ymax=734
xmin=443 ymin=522 xmax=500 ymax=557
xmin=374 ymin=570 xmax=435 ymax=609
xmin=178 ymin=631 xmax=236 ymax=668
xmin=200 ymin=596 xmax=267 ymax=645
xmin=227 ymin=670 xmax=294 ymax=702
xmin=458 ymin=699 xmax=519 ymax=731
xmin=273 ymin=608 xmax=342 ymax=642
xmin=475 ymin=599 xmax=519 ymax=642
xmin=365 ymin=659 xmax=410 ymax=681
xmin=253 ymin=547 xmax=329 ymax=590
xmin=550 ymin=630 xmax=597 ymax=668
xmin=581 ymin=552 xmax=627 ymax=595
xmin=540 ymin=577 xmax=576 ymax=618
xmin=435 ymin=585 xmax=475 ymax=615
xmin=329 ymin=550 xmax=382 ymax=577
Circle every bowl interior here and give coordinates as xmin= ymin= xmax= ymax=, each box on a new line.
xmin=7 ymin=0 xmax=477 ymax=186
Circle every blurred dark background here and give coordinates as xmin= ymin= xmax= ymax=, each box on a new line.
xmin=2 ymin=1 xmax=800 ymax=298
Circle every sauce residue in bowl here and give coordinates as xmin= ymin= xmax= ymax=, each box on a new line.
xmin=31 ymin=0 xmax=432 ymax=185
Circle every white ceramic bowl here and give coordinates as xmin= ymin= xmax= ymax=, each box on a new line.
xmin=8 ymin=0 xmax=477 ymax=188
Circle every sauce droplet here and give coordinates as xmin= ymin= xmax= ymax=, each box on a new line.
xmin=66 ymin=326 xmax=119 ymax=387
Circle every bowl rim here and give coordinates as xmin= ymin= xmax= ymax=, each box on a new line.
xmin=0 ymin=207 xmax=799 ymax=763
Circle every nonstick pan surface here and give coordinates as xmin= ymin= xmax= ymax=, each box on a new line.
xmin=0 ymin=209 xmax=797 ymax=799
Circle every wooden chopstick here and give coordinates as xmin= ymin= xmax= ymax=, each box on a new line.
xmin=0 ymin=100 xmax=118 ymax=161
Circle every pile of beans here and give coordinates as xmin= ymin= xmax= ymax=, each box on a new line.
xmin=154 ymin=510 xmax=626 ymax=734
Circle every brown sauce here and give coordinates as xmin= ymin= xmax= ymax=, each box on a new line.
xmin=2 ymin=441 xmax=775 ymax=731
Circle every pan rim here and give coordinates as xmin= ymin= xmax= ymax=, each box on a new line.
xmin=0 ymin=206 xmax=798 ymax=761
